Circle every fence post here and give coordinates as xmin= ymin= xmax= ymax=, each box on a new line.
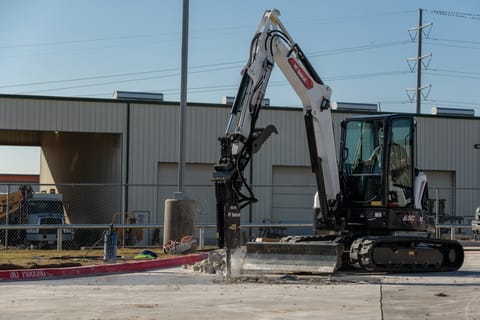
xmin=199 ymin=226 xmax=205 ymax=250
xmin=4 ymin=184 xmax=10 ymax=250
xmin=435 ymin=188 xmax=440 ymax=238
xmin=57 ymin=228 xmax=63 ymax=250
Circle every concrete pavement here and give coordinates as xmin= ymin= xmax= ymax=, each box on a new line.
xmin=0 ymin=251 xmax=479 ymax=320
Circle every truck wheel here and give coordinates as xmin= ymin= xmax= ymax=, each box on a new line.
xmin=24 ymin=241 xmax=37 ymax=250
xmin=38 ymin=241 xmax=50 ymax=250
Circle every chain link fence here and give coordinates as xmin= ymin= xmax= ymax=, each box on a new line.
xmin=0 ymin=182 xmax=221 ymax=250
xmin=0 ymin=183 xmax=120 ymax=250
xmin=0 ymin=183 xmax=479 ymax=251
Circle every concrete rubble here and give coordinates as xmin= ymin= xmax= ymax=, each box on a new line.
xmin=191 ymin=249 xmax=226 ymax=275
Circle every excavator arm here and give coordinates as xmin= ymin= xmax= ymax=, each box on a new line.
xmin=213 ymin=9 xmax=340 ymax=249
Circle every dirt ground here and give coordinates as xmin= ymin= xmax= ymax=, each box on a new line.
xmin=0 ymin=247 xmax=169 ymax=270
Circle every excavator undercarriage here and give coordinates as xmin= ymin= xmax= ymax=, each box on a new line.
xmin=236 ymin=233 xmax=464 ymax=274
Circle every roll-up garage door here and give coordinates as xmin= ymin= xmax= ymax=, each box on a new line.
xmin=424 ymin=170 xmax=455 ymax=219
xmin=271 ymin=166 xmax=316 ymax=224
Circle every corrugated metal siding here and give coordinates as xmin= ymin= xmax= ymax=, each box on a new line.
xmin=187 ymin=106 xmax=230 ymax=163
xmin=272 ymin=166 xmax=316 ymax=224
xmin=0 ymin=97 xmax=126 ymax=133
xmin=128 ymin=103 xmax=231 ymax=184
xmin=416 ymin=117 xmax=479 ymax=217
xmin=0 ymin=95 xmax=478 ymax=222
xmin=128 ymin=103 xmax=177 ymax=184
xmin=257 ymin=108 xmax=308 ymax=165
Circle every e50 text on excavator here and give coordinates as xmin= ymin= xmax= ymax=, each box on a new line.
xmin=213 ymin=9 xmax=464 ymax=275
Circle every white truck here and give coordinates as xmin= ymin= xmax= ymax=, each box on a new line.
xmin=0 ymin=185 xmax=73 ymax=248
xmin=472 ymin=207 xmax=480 ymax=240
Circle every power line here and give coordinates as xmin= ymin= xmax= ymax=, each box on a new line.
xmin=0 ymin=32 xmax=179 ymax=49
xmin=1 ymin=36 xmax=414 ymax=62
xmin=309 ymin=40 xmax=411 ymax=57
xmin=287 ymin=10 xmax=416 ymax=25
xmin=425 ymin=69 xmax=480 ymax=80
xmin=18 ymin=74 xmax=179 ymax=94
xmin=264 ymin=99 xmax=414 ymax=109
xmin=20 ymin=66 xmax=408 ymax=95
xmin=326 ymin=70 xmax=409 ymax=81
xmin=425 ymin=41 xmax=480 ymax=50
xmin=428 ymin=68 xmax=480 ymax=76
xmin=0 ymin=10 xmax=416 ymax=50
xmin=17 ymin=64 xmax=242 ymax=94
xmin=425 ymin=9 xmax=480 ymax=20
xmin=2 ymin=61 xmax=243 ymax=90
xmin=425 ymin=98 xmax=479 ymax=108
xmin=428 ymin=37 xmax=480 ymax=46
xmin=0 ymin=68 xmax=178 ymax=89
xmin=377 ymin=100 xmax=413 ymax=105
xmin=3 ymin=40 xmax=411 ymax=92
xmin=1 ymin=37 xmax=412 ymax=62
xmin=73 ymin=70 xmax=411 ymax=98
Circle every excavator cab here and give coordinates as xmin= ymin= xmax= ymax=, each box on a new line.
xmin=339 ymin=114 xmax=423 ymax=233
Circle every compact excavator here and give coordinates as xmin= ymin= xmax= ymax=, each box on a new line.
xmin=213 ymin=9 xmax=464 ymax=275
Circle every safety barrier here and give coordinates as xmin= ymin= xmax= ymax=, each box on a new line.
xmin=435 ymin=223 xmax=473 ymax=240
xmin=1 ymin=222 xmax=476 ymax=251
xmin=0 ymin=223 xmax=312 ymax=251
xmin=1 ymin=183 xmax=478 ymax=250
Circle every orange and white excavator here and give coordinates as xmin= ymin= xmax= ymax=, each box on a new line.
xmin=213 ymin=9 xmax=464 ymax=275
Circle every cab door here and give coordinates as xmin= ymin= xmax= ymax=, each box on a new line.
xmin=386 ymin=117 xmax=414 ymax=208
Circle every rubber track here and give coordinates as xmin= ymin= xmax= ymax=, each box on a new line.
xmin=349 ymin=237 xmax=464 ymax=273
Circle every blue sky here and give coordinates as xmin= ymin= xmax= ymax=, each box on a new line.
xmin=0 ymin=0 xmax=479 ymax=174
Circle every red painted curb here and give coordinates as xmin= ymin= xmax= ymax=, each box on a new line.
xmin=0 ymin=253 xmax=209 ymax=281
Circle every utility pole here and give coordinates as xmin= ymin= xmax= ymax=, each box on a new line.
xmin=177 ymin=0 xmax=189 ymax=197
xmin=163 ymin=0 xmax=196 ymax=249
xmin=407 ymin=8 xmax=432 ymax=114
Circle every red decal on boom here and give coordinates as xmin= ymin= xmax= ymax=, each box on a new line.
xmin=288 ymin=58 xmax=314 ymax=89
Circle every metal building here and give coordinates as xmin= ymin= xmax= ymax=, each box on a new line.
xmin=0 ymin=94 xmax=478 ymax=244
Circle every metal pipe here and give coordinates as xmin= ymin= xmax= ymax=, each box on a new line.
xmin=0 ymin=223 xmax=314 ymax=231
xmin=435 ymin=188 xmax=439 ymax=238
xmin=199 ymin=226 xmax=205 ymax=250
xmin=0 ymin=224 xmax=165 ymax=230
xmin=56 ymin=229 xmax=63 ymax=250
xmin=5 ymin=184 xmax=10 ymax=249
xmin=177 ymin=0 xmax=189 ymax=195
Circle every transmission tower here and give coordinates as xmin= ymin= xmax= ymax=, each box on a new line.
xmin=407 ymin=8 xmax=433 ymax=114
